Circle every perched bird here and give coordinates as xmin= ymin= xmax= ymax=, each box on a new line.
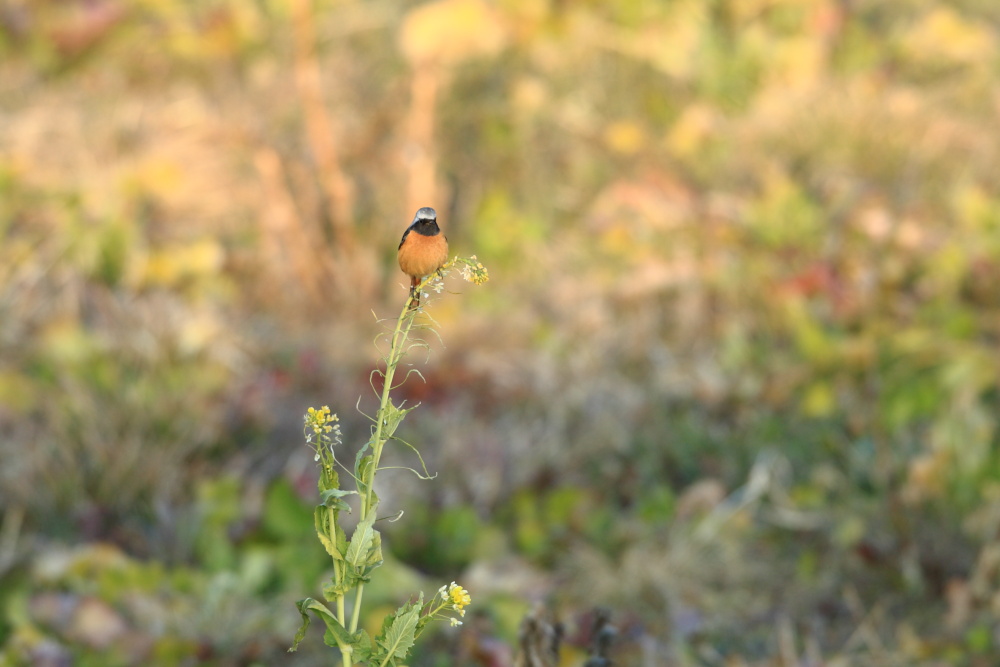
xmin=397 ymin=206 xmax=449 ymax=305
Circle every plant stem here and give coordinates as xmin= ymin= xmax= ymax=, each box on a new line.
xmin=331 ymin=548 xmax=351 ymax=666
xmin=360 ymin=285 xmax=423 ymax=518
xmin=349 ymin=583 xmax=365 ymax=633
xmin=335 ymin=564 xmax=346 ymax=623
xmin=351 ymin=268 xmax=448 ymax=665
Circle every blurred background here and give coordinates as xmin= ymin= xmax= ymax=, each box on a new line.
xmin=2 ymin=0 xmax=1000 ymax=665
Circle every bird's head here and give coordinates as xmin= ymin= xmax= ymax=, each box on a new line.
xmin=410 ymin=207 xmax=440 ymax=233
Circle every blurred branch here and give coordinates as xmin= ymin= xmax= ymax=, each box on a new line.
xmin=582 ymin=608 xmax=616 ymax=667
xmin=290 ymin=0 xmax=356 ymax=257
xmin=252 ymin=146 xmax=329 ymax=303
xmin=514 ymin=604 xmax=562 ymax=667
xmin=405 ymin=64 xmax=444 ymax=213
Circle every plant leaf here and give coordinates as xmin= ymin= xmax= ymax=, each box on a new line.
xmin=346 ymin=514 xmax=375 ymax=568
xmin=319 ymin=466 xmax=341 ymax=495
xmin=321 ymin=488 xmax=354 ymax=513
xmin=352 ymin=629 xmax=373 ymax=663
xmin=379 ymin=400 xmax=416 ymax=441
xmin=355 ymin=529 xmax=384 ymax=583
xmin=355 ymin=453 xmax=374 ymax=495
xmin=322 ymin=570 xmax=358 ymax=599
xmin=367 ymin=530 xmax=384 ymax=569
xmin=336 ymin=522 xmax=349 ymax=556
xmin=322 ymin=487 xmax=356 ymax=501
xmin=313 ymin=506 xmax=342 ymax=560
xmin=375 ymin=596 xmax=422 ymax=664
xmin=291 ymin=598 xmax=351 ymax=651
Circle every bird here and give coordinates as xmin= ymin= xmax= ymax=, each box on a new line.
xmin=397 ymin=206 xmax=449 ymax=306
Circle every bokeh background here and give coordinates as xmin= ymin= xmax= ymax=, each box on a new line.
xmin=2 ymin=0 xmax=1000 ymax=665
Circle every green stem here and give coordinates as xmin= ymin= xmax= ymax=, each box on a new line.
xmin=349 ymin=583 xmax=365 ymax=633
xmin=360 ymin=273 xmax=436 ymax=518
xmin=362 ymin=306 xmax=408 ymax=517
xmin=327 ymin=505 xmax=347 ymax=627
xmin=335 ymin=566 xmax=346 ymax=623
xmin=353 ymin=267 xmax=450 ymax=666
xmin=330 ymin=518 xmax=350 ymax=666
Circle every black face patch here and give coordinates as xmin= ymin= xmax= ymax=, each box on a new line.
xmin=412 ymin=220 xmax=441 ymax=237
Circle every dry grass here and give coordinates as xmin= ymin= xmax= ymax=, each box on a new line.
xmin=2 ymin=1 xmax=1000 ymax=664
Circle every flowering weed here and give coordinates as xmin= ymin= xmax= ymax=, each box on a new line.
xmin=290 ymin=255 xmax=488 ymax=666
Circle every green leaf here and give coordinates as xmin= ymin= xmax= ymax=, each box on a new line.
xmin=329 ymin=498 xmax=352 ymax=513
xmin=355 ymin=529 xmax=384 ymax=584
xmin=374 ymin=596 xmax=422 ymax=664
xmin=354 ymin=440 xmax=374 ymax=478
xmin=379 ymin=400 xmax=416 ymax=441
xmin=323 ymin=626 xmax=371 ymax=655
xmin=291 ymin=598 xmax=349 ymax=651
xmin=314 ymin=506 xmax=342 ymax=560
xmin=319 ymin=466 xmax=341 ymax=495
xmin=321 ymin=488 xmax=357 ymax=505
xmin=317 ymin=532 xmax=340 ymax=560
xmin=355 ymin=453 xmax=374 ymax=495
xmin=336 ymin=522 xmax=349 ymax=556
xmin=322 ymin=627 xmax=340 ymax=649
xmin=320 ymin=487 xmax=353 ymax=513
xmin=291 ymin=598 xmax=373 ymax=656
xmin=346 ymin=515 xmax=376 ymax=568
xmin=367 ymin=530 xmax=384 ymax=569
xmin=353 ymin=630 xmax=374 ymax=663
xmin=323 ymin=577 xmax=352 ymax=599
xmin=290 ymin=605 xmax=312 ymax=651
xmin=356 ymin=451 xmax=374 ymax=478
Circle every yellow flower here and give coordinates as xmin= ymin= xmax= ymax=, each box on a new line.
xmin=305 ymin=406 xmax=340 ymax=439
xmin=458 ymin=259 xmax=489 ymax=285
xmin=447 ymin=582 xmax=471 ymax=610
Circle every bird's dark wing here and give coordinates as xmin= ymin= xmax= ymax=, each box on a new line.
xmin=398 ymin=225 xmax=413 ymax=250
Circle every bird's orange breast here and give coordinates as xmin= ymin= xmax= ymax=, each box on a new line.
xmin=398 ymin=232 xmax=449 ymax=278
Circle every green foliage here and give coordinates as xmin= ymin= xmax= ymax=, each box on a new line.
xmin=264 ymin=478 xmax=319 ymax=540
xmin=3 ymin=0 xmax=1000 ymax=663
xmin=387 ymin=504 xmax=482 ymax=575
xmin=194 ymin=477 xmax=242 ymax=571
xmin=371 ymin=596 xmax=421 ymax=666
xmin=345 ymin=515 xmax=379 ymax=573
xmin=291 ymin=598 xmax=354 ymax=653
